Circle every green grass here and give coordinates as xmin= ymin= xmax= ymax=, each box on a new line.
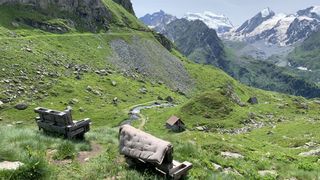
xmin=1 ymin=2 xmax=320 ymax=179
xmin=288 ymin=31 xmax=320 ymax=70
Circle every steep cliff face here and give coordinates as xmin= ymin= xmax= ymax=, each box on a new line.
xmin=0 ymin=0 xmax=112 ymax=32
xmin=112 ymin=0 xmax=135 ymax=15
xmin=161 ymin=19 xmax=225 ymax=67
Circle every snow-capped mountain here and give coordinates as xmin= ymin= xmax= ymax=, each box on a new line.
xmin=235 ymin=8 xmax=275 ymax=34
xmin=183 ymin=11 xmax=233 ymax=33
xmin=140 ymin=10 xmax=234 ymax=34
xmin=224 ymin=6 xmax=320 ymax=46
xmin=139 ymin=10 xmax=177 ymax=32
xmin=297 ymin=6 xmax=320 ymax=20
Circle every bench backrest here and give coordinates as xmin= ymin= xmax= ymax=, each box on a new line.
xmin=35 ymin=107 xmax=74 ymax=126
xmin=119 ymin=125 xmax=173 ymax=165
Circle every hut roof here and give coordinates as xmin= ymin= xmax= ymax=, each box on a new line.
xmin=166 ymin=116 xmax=183 ymax=126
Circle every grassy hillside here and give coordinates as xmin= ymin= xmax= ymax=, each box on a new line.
xmin=223 ymin=47 xmax=320 ymax=98
xmin=288 ymin=30 xmax=320 ymax=70
xmin=287 ymin=30 xmax=320 ymax=86
xmin=1 ymin=1 xmax=320 ymax=180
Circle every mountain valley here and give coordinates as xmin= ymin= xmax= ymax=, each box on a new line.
xmin=1 ymin=1 xmax=320 ymax=179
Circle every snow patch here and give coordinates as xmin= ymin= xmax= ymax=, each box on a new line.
xmin=297 ymin=66 xmax=312 ymax=71
xmin=261 ymin=8 xmax=272 ymax=18
xmin=184 ymin=11 xmax=233 ymax=31
xmin=311 ymin=6 xmax=320 ymax=15
xmin=251 ymin=13 xmax=286 ymax=36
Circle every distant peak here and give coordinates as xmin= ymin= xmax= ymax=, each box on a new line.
xmin=311 ymin=6 xmax=320 ymax=15
xmin=184 ymin=11 xmax=233 ymax=33
xmin=203 ymin=11 xmax=225 ymax=18
xmin=260 ymin=7 xmax=273 ymax=17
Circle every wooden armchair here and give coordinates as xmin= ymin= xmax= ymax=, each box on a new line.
xmin=34 ymin=107 xmax=91 ymax=139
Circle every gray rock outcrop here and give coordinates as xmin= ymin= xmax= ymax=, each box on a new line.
xmin=0 ymin=0 xmax=112 ymax=32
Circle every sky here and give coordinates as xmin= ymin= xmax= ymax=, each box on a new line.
xmin=131 ymin=0 xmax=320 ymax=26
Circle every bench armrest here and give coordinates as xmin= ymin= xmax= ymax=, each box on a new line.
xmin=67 ymin=118 xmax=91 ymax=131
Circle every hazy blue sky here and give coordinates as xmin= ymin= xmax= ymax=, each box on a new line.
xmin=131 ymin=0 xmax=320 ymax=26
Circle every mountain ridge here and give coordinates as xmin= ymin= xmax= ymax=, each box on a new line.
xmin=225 ymin=6 xmax=320 ymax=46
xmin=184 ymin=11 xmax=234 ymax=33
xmin=1 ymin=1 xmax=320 ymax=179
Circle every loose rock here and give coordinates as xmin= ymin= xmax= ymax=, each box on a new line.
xmin=86 ymin=86 xmax=93 ymax=92
xmin=79 ymin=107 xmax=85 ymax=112
xmin=165 ymin=96 xmax=174 ymax=102
xmin=111 ymin=80 xmax=117 ymax=86
xmin=14 ymin=103 xmax=28 ymax=110
xmin=69 ymin=98 xmax=79 ymax=105
xmin=258 ymin=170 xmax=277 ymax=177
xmin=15 ymin=121 xmax=23 ymax=125
xmin=299 ymin=148 xmax=320 ymax=157
xmin=223 ymin=167 xmax=242 ymax=176
xmin=212 ymin=163 xmax=223 ymax=171
xmin=139 ymin=88 xmax=147 ymax=94
xmin=247 ymin=97 xmax=258 ymax=105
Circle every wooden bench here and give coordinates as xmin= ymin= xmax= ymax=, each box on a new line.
xmin=34 ymin=107 xmax=91 ymax=139
xmin=119 ymin=125 xmax=192 ymax=179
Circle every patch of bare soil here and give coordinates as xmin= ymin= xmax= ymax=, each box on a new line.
xmin=77 ymin=143 xmax=103 ymax=163
xmin=46 ymin=149 xmax=72 ymax=166
xmin=46 ymin=142 xmax=103 ymax=165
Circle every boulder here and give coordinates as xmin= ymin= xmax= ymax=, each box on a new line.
xmin=14 ymin=121 xmax=24 ymax=125
xmin=299 ymin=148 xmax=320 ymax=157
xmin=247 ymin=97 xmax=258 ymax=105
xmin=0 ymin=161 xmax=24 ymax=170
xmin=113 ymin=97 xmax=118 ymax=105
xmin=221 ymin=152 xmax=244 ymax=159
xmin=14 ymin=103 xmax=28 ymax=110
xmin=139 ymin=88 xmax=147 ymax=94
xmin=111 ymin=80 xmax=117 ymax=86
xmin=86 ymin=86 xmax=93 ymax=92
xmin=79 ymin=107 xmax=85 ymax=112
xmin=223 ymin=167 xmax=242 ymax=176
xmin=258 ymin=170 xmax=277 ymax=177
xmin=212 ymin=163 xmax=223 ymax=171
xmin=69 ymin=98 xmax=79 ymax=105
xmin=165 ymin=96 xmax=174 ymax=103
xmin=298 ymin=102 xmax=308 ymax=110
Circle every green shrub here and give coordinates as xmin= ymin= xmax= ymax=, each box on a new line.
xmin=53 ymin=141 xmax=76 ymax=160
xmin=0 ymin=155 xmax=50 ymax=180
xmin=298 ymin=161 xmax=315 ymax=171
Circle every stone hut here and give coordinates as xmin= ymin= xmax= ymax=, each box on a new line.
xmin=166 ymin=116 xmax=185 ymax=132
